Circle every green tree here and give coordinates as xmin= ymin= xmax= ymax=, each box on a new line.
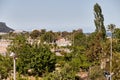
xmin=0 ymin=54 xmax=12 ymax=79
xmin=16 ymin=43 xmax=56 ymax=76
xmin=114 ymin=28 xmax=120 ymax=39
xmin=7 ymin=34 xmax=28 ymax=54
xmin=66 ymin=46 xmax=90 ymax=71
xmin=40 ymin=29 xmax=46 ymax=34
xmin=8 ymin=34 xmax=56 ymax=76
xmin=41 ymin=31 xmax=55 ymax=43
xmin=43 ymin=63 xmax=76 ymax=80
xmin=44 ymin=45 xmax=90 ymax=80
xmin=86 ymin=3 xmax=107 ymax=67
xmin=73 ymin=31 xmax=86 ymax=47
xmin=30 ymin=30 xmax=40 ymax=39
xmin=113 ymin=28 xmax=120 ymax=52
xmin=94 ymin=3 xmax=106 ymax=40
xmin=61 ymin=31 xmax=70 ymax=38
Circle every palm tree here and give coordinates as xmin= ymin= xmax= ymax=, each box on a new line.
xmin=108 ymin=24 xmax=116 ymax=33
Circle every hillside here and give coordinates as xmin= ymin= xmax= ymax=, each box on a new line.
xmin=0 ymin=22 xmax=14 ymax=33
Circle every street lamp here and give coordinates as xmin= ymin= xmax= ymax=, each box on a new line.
xmin=10 ymin=52 xmax=16 ymax=80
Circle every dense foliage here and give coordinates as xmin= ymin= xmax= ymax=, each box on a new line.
xmin=0 ymin=3 xmax=120 ymax=80
xmin=8 ymin=34 xmax=56 ymax=76
xmin=0 ymin=54 xmax=12 ymax=79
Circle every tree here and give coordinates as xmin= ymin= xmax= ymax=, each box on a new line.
xmin=72 ymin=31 xmax=86 ymax=47
xmin=113 ymin=28 xmax=120 ymax=52
xmin=0 ymin=54 xmax=12 ymax=79
xmin=108 ymin=24 xmax=116 ymax=34
xmin=61 ymin=31 xmax=70 ymax=38
xmin=40 ymin=29 xmax=46 ymax=34
xmin=41 ymin=31 xmax=55 ymax=43
xmin=43 ymin=63 xmax=76 ymax=80
xmin=8 ymin=34 xmax=56 ymax=76
xmin=86 ymin=38 xmax=102 ymax=65
xmin=30 ymin=30 xmax=40 ymax=39
xmin=114 ymin=28 xmax=120 ymax=39
xmin=16 ymin=43 xmax=56 ymax=76
xmin=86 ymin=3 xmax=107 ymax=67
xmin=7 ymin=34 xmax=28 ymax=54
xmin=94 ymin=3 xmax=106 ymax=40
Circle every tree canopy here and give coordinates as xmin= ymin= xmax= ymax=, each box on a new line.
xmin=8 ymin=34 xmax=56 ymax=76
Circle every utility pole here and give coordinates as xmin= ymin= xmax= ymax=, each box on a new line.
xmin=13 ymin=57 xmax=16 ymax=80
xmin=107 ymin=24 xmax=115 ymax=80
xmin=110 ymin=31 xmax=112 ymax=80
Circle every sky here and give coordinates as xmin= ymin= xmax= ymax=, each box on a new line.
xmin=0 ymin=0 xmax=120 ymax=33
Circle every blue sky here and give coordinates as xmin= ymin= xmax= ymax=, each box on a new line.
xmin=0 ymin=0 xmax=120 ymax=32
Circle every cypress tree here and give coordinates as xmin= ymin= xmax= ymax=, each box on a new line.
xmin=94 ymin=3 xmax=106 ymax=40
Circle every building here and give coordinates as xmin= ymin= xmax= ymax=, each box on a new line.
xmin=56 ymin=38 xmax=71 ymax=47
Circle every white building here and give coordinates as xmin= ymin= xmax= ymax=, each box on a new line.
xmin=56 ymin=38 xmax=71 ymax=47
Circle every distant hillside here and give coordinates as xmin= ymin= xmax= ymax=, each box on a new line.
xmin=0 ymin=22 xmax=14 ymax=33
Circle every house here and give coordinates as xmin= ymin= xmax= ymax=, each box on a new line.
xmin=55 ymin=38 xmax=71 ymax=47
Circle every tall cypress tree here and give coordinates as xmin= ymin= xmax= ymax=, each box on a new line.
xmin=94 ymin=3 xmax=106 ymax=40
